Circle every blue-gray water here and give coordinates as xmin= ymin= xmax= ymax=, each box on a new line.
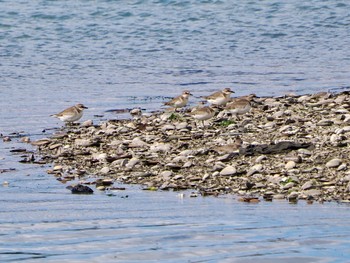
xmin=1 ymin=0 xmax=350 ymax=262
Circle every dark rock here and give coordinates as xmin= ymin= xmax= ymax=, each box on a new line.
xmin=238 ymin=196 xmax=260 ymax=203
xmin=68 ymin=184 xmax=94 ymax=194
xmin=239 ymin=141 xmax=314 ymax=156
xmin=0 ymin=168 xmax=16 ymax=173
xmin=19 ymin=154 xmax=35 ymax=163
xmin=10 ymin=148 xmax=28 ymax=153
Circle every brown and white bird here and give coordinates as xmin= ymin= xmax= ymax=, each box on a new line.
xmin=211 ymin=136 xmax=243 ymax=155
xmin=164 ymin=90 xmax=192 ymax=110
xmin=190 ymin=100 xmax=207 ymax=112
xmin=225 ymin=99 xmax=251 ymax=120
xmin=130 ymin=107 xmax=142 ymax=119
xmin=51 ymin=103 xmax=88 ymax=123
xmin=190 ymin=106 xmax=216 ymax=127
xmin=225 ymin=94 xmax=256 ymax=120
xmin=202 ymin=88 xmax=234 ymax=106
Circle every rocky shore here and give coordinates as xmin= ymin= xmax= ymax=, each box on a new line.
xmin=30 ymin=91 xmax=350 ymax=203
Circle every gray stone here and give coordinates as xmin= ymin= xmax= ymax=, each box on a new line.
xmin=247 ymin=164 xmax=263 ymax=176
xmin=282 ymin=182 xmax=295 ymax=190
xmin=100 ymin=167 xmax=110 ymax=174
xmin=220 ymin=166 xmax=237 ymax=176
xmin=126 ymin=158 xmax=140 ymax=169
xmin=304 ymin=189 xmax=322 ymax=197
xmin=273 ymin=194 xmax=285 ymax=199
xmin=326 ymin=158 xmax=342 ymax=168
xmin=297 ymin=149 xmax=312 ymax=156
xmin=255 ymin=155 xmax=267 ymax=163
xmin=287 ymin=191 xmax=299 ymax=200
xmin=160 ymin=170 xmax=173 ymax=180
xmin=317 ymin=119 xmax=333 ymax=126
xmin=75 ymin=139 xmax=93 ymax=147
xmin=81 ymin=119 xmax=93 ymax=127
xmin=301 ymin=181 xmax=313 ymax=190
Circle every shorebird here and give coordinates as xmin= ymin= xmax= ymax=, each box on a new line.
xmin=202 ymin=88 xmax=234 ymax=106
xmin=164 ymin=90 xmax=192 ymax=111
xmin=190 ymin=105 xmax=216 ymax=127
xmin=225 ymin=94 xmax=256 ymax=120
xmin=211 ymin=136 xmax=243 ymax=155
xmin=51 ymin=103 xmax=88 ymax=123
xmin=190 ymin=101 xmax=207 ymax=112
xmin=130 ymin=107 xmax=142 ymax=119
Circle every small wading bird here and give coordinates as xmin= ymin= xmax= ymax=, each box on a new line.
xmin=211 ymin=136 xmax=243 ymax=155
xmin=202 ymin=88 xmax=234 ymax=106
xmin=51 ymin=103 xmax=88 ymax=123
xmin=225 ymin=94 xmax=256 ymax=120
xmin=129 ymin=107 xmax=142 ymax=119
xmin=164 ymin=90 xmax=192 ymax=111
xmin=190 ymin=105 xmax=216 ymax=127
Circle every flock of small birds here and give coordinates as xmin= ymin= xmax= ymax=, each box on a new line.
xmin=50 ymin=88 xmax=255 ymax=125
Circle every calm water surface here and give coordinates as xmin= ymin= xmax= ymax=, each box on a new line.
xmin=1 ymin=0 xmax=350 ymax=262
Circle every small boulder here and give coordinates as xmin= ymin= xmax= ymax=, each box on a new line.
xmin=68 ymin=184 xmax=93 ymax=194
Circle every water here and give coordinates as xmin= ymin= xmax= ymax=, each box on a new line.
xmin=1 ymin=0 xmax=350 ymax=262
xmin=1 ymin=167 xmax=350 ymax=263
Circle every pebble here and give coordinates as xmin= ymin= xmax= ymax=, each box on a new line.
xmin=326 ymin=158 xmax=342 ymax=168
xmin=100 ymin=167 xmax=110 ymax=174
xmin=81 ymin=120 xmax=93 ymax=127
xmin=337 ymin=163 xmax=347 ymax=171
xmin=304 ymin=189 xmax=321 ymax=198
xmin=126 ymin=158 xmax=140 ymax=169
xmin=317 ymin=119 xmax=333 ymax=126
xmin=183 ymin=161 xmax=193 ymax=168
xmin=220 ymin=166 xmax=237 ymax=176
xmin=20 ymin=137 xmax=31 ymax=143
xmin=301 ymin=181 xmax=314 ymax=190
xmin=282 ymin=182 xmax=295 ymax=190
xmin=297 ymin=149 xmax=312 ymax=156
xmin=130 ymin=137 xmax=148 ymax=147
xmin=247 ymin=164 xmax=263 ymax=176
xmin=75 ymin=139 xmax=93 ymax=147
xmin=273 ymin=194 xmax=285 ymax=200
xmin=92 ymin=153 xmax=107 ymax=161
xmin=150 ymin=143 xmax=171 ymax=153
xmin=175 ymin=122 xmax=188 ymax=130
xmin=202 ymin=173 xmax=210 ymax=181
xmin=287 ymin=191 xmax=299 ymax=201
xmin=3 ymin=137 xmax=11 ymax=142
xmin=161 ymin=124 xmax=175 ymax=131
xmin=255 ymin=155 xmax=267 ymax=163
xmin=285 ymin=161 xmax=296 ymax=170
xmin=160 ymin=170 xmax=173 ymax=180
xmin=53 ymin=165 xmax=63 ymax=171
xmin=179 ymin=149 xmax=195 ymax=156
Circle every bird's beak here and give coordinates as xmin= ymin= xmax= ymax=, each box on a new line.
xmin=83 ymin=105 xmax=88 ymax=109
